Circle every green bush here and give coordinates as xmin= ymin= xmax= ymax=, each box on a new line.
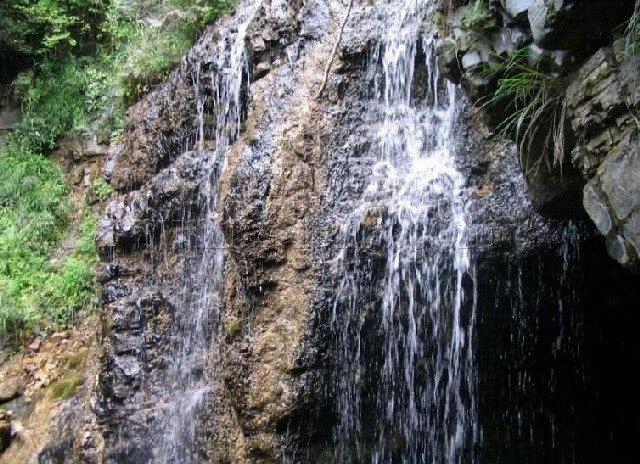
xmin=107 ymin=0 xmax=237 ymax=103
xmin=1 ymin=0 xmax=237 ymax=340
xmin=11 ymin=61 xmax=91 ymax=154
xmin=39 ymin=214 xmax=100 ymax=326
xmin=0 ymin=151 xmax=70 ymax=334
xmin=0 ymin=0 xmax=106 ymax=56
xmin=93 ymin=177 xmax=115 ymax=201
xmin=0 ymin=156 xmax=99 ymax=335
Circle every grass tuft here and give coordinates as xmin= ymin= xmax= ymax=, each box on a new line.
xmin=49 ymin=374 xmax=84 ymax=401
xmin=625 ymin=6 xmax=640 ymax=56
xmin=480 ymin=48 xmax=566 ymax=176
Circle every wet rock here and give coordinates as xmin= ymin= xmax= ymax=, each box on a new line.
xmin=583 ymin=183 xmax=613 ymax=237
xmin=504 ymin=0 xmax=534 ymax=18
xmin=447 ymin=0 xmax=639 ymax=269
xmin=563 ymin=46 xmax=640 ymax=269
xmin=69 ymin=1 xmax=640 ymax=462
xmin=599 ymin=147 xmax=640 ymax=222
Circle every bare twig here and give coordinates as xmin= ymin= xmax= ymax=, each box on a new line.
xmin=316 ymin=0 xmax=354 ymax=100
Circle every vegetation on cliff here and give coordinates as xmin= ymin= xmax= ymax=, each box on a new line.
xmin=0 ymin=0 xmax=236 ymax=340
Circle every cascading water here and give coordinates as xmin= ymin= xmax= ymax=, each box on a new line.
xmin=148 ymin=4 xmax=258 ymax=462
xmin=330 ymin=1 xmax=478 ymax=461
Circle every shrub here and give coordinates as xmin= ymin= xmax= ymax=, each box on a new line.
xmin=39 ymin=214 xmax=100 ymax=326
xmin=0 ymin=0 xmax=106 ymax=56
xmin=461 ymin=0 xmax=497 ymax=32
xmin=0 ymin=150 xmax=99 ymax=337
xmin=0 ymin=151 xmax=70 ymax=335
xmin=93 ymin=177 xmax=115 ymax=201
xmin=107 ymin=0 xmax=237 ymax=103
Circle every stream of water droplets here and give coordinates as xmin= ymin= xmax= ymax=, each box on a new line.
xmin=331 ymin=0 xmax=478 ymax=462
xmin=152 ymin=4 xmax=258 ymax=462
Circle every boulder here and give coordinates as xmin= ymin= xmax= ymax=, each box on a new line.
xmin=0 ymin=377 xmax=24 ymax=403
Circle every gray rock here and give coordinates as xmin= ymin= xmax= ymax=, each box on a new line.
xmin=461 ymin=50 xmax=484 ymax=70
xmin=623 ymin=208 xmax=640 ymax=260
xmin=527 ymin=0 xmax=548 ymax=44
xmin=599 ymin=145 xmax=640 ymax=222
xmin=606 ymin=234 xmax=631 ymax=266
xmin=493 ymin=27 xmax=530 ymax=56
xmin=504 ymin=0 xmax=534 ymax=19
xmin=583 ymin=182 xmax=613 ymax=237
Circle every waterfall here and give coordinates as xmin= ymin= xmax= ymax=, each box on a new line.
xmin=330 ymin=0 xmax=478 ymax=462
xmin=150 ymin=4 xmax=258 ymax=462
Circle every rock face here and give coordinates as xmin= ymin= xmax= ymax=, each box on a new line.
xmin=24 ymin=1 xmax=639 ymax=463
xmin=567 ymin=50 xmax=640 ymax=267
xmin=95 ymin=1 xmax=335 ymax=461
xmin=444 ymin=0 xmax=639 ymax=269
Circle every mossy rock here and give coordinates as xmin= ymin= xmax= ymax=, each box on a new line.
xmin=49 ymin=374 xmax=84 ymax=401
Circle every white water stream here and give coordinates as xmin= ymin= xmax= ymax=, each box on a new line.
xmin=331 ymin=1 xmax=478 ymax=462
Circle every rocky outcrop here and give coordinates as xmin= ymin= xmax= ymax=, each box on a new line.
xmin=567 ymin=50 xmax=640 ymax=268
xmin=442 ymin=0 xmax=639 ymax=269
xmin=95 ymin=1 xmax=335 ymax=461
xmin=0 ymin=319 xmax=103 ymax=463
xmin=28 ymin=1 xmax=637 ymax=463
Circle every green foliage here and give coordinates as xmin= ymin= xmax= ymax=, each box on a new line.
xmin=11 ymin=62 xmax=91 ymax=154
xmin=461 ymin=0 xmax=497 ymax=32
xmin=1 ymin=1 xmax=237 ymax=340
xmin=0 ymin=151 xmax=69 ymax=334
xmin=115 ymin=21 xmax=197 ymax=102
xmin=481 ymin=48 xmax=565 ymax=174
xmin=625 ymin=7 xmax=640 ymax=56
xmin=49 ymin=373 xmax=84 ymax=400
xmin=38 ymin=214 xmax=100 ymax=326
xmin=6 ymin=1 xmax=238 ymax=145
xmin=93 ymin=177 xmax=115 ymax=201
xmin=106 ymin=0 xmax=237 ymax=102
xmin=0 ymin=0 xmax=106 ymax=55
xmin=0 ymin=150 xmax=99 ymax=337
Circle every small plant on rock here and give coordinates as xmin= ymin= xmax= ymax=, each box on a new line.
xmin=481 ymin=48 xmax=566 ymax=175
xmin=625 ymin=2 xmax=640 ymax=56
xmin=93 ymin=178 xmax=115 ymax=201
xmin=461 ymin=0 xmax=497 ymax=32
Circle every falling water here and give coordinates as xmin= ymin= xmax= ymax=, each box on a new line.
xmin=150 ymin=4 xmax=258 ymax=462
xmin=330 ymin=0 xmax=477 ymax=462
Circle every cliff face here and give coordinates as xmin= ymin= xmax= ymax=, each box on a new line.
xmin=94 ymin=1 xmax=334 ymax=461
xmin=443 ymin=0 xmax=640 ymax=269
xmin=9 ymin=1 xmax=639 ymax=463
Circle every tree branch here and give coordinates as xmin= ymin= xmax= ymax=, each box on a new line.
xmin=315 ymin=0 xmax=354 ymax=100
